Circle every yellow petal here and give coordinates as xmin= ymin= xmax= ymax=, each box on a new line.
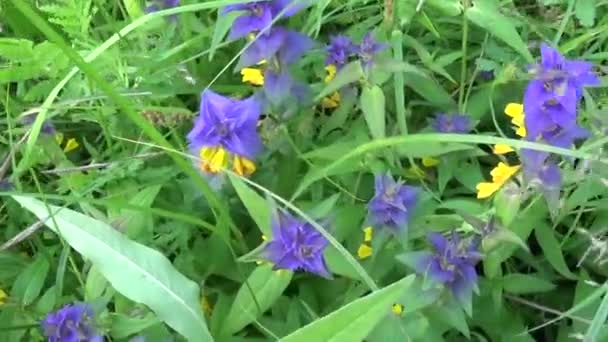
xmin=363 ymin=226 xmax=373 ymax=242
xmin=357 ymin=244 xmax=373 ymax=259
xmin=322 ymin=92 xmax=341 ymax=109
xmin=261 ymin=234 xmax=267 ymax=241
xmin=324 ymin=64 xmax=337 ymax=83
xmin=392 ymin=304 xmax=404 ymax=315
xmin=240 ymin=68 xmax=264 ymax=86
xmin=476 ymin=182 xmax=502 ymax=199
xmin=515 ymin=126 xmax=527 ymax=138
xmin=422 ymin=157 xmax=440 ymax=167
xmin=490 ymin=162 xmax=521 ymax=184
xmin=200 ymin=146 xmax=228 ymax=173
xmin=0 ymin=289 xmax=7 ymax=305
xmin=233 ymin=156 xmax=256 ymax=177
xmin=63 ymin=138 xmax=79 ymax=152
xmin=504 ymin=103 xmax=524 ymax=119
xmin=493 ymin=144 xmax=515 ymax=155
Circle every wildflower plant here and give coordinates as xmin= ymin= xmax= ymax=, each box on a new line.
xmin=4 ymin=0 xmax=608 ymax=341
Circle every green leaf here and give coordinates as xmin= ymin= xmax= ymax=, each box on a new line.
xmin=209 ymin=10 xmax=239 ymax=61
xmin=110 ymin=185 xmax=162 ymax=239
xmin=11 ymin=254 xmax=49 ymax=306
xmin=228 ymin=173 xmax=272 ymax=237
xmin=281 ymin=276 xmax=415 ymax=342
xmin=575 ymin=0 xmax=596 ymax=27
xmin=501 ymin=273 xmax=556 ymax=294
xmin=466 ymin=1 xmax=534 ymax=62
xmin=396 ymin=141 xmax=474 ymax=158
xmin=359 ymin=85 xmax=386 ymax=140
xmin=534 ymin=223 xmax=577 ymax=279
xmin=221 ymin=264 xmax=293 ymax=336
xmin=402 ymin=72 xmax=457 ymax=109
xmin=316 ymin=61 xmax=364 ymax=101
xmin=13 ymin=196 xmax=211 ymax=342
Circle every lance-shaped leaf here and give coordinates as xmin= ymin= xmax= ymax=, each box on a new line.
xmin=12 ymin=196 xmax=211 ymax=342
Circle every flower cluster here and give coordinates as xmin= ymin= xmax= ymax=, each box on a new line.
xmin=226 ymin=1 xmax=313 ymax=110
xmin=188 ymin=90 xmax=262 ymax=178
xmin=520 ymin=44 xmax=598 ymax=206
xmin=42 ymin=303 xmax=103 ymax=342
xmin=413 ymin=232 xmax=481 ymax=306
xmin=261 ymin=208 xmax=331 ymax=278
xmin=322 ymin=33 xmax=386 ymax=108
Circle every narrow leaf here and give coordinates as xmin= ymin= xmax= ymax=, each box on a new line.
xmin=13 ymin=196 xmax=211 ymax=342
xmin=316 ymin=61 xmax=364 ymax=101
xmin=221 ymin=264 xmax=293 ymax=335
xmin=281 ymin=276 xmax=414 ymax=342
xmin=360 ymin=85 xmax=386 ymax=140
xmin=228 ymin=173 xmax=272 ymax=237
xmin=534 ymin=223 xmax=577 ymax=279
xmin=466 ymin=1 xmax=534 ymax=62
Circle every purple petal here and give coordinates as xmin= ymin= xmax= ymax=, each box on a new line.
xmin=264 ymin=70 xmax=293 ymax=106
xmin=238 ymin=28 xmax=287 ymax=68
xmin=229 ymin=13 xmax=272 ymax=40
xmin=277 ymin=30 xmax=313 ymax=65
xmin=271 ymin=0 xmax=310 ymax=17
xmin=428 ymin=233 xmax=448 ymax=253
xmin=540 ymin=43 xmax=565 ymax=69
xmin=427 ymin=259 xmax=455 ymax=284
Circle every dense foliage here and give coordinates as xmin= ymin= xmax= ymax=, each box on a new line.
xmin=1 ymin=0 xmax=608 ymax=341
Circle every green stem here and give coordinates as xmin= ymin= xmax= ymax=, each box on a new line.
xmin=391 ymin=30 xmax=407 ymax=135
xmin=458 ymin=0 xmax=470 ymax=113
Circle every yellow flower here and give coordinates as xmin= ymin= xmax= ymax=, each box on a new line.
xmin=55 ymin=133 xmax=80 ymax=152
xmin=0 ymin=289 xmax=7 ymax=306
xmin=63 ymin=138 xmax=79 ymax=152
xmin=363 ymin=226 xmax=373 ymax=243
xmin=324 ymin=64 xmax=337 ymax=83
xmin=476 ymin=162 xmax=520 ymax=199
xmin=392 ymin=303 xmax=403 ymax=315
xmin=493 ymin=143 xmax=515 ymax=155
xmin=322 ymin=92 xmax=341 ymax=109
xmin=421 ymin=157 xmax=440 ymax=167
xmin=504 ymin=102 xmax=526 ymax=138
xmin=199 ymin=146 xmax=228 ymax=173
xmin=357 ymin=244 xmax=373 ymax=259
xmin=233 ymin=155 xmax=256 ymax=177
xmin=241 ymin=68 xmax=264 ymax=86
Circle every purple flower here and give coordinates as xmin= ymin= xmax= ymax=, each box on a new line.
xmin=368 ymin=173 xmax=418 ymax=231
xmin=21 ymin=113 xmax=56 ymax=135
xmin=524 ymin=43 xmax=599 ymax=139
xmin=187 ymin=90 xmax=262 ymax=159
xmin=540 ymin=124 xmax=589 ymax=149
xmin=42 ymin=303 xmax=103 ymax=342
xmin=263 ymin=70 xmax=311 ymax=107
xmin=224 ymin=0 xmax=308 ymax=40
xmin=431 ymin=113 xmax=472 ymax=133
xmin=414 ymin=232 xmax=481 ymax=305
xmin=146 ymin=0 xmax=180 ymax=13
xmin=532 ymin=43 xmax=599 ymax=99
xmin=224 ymin=3 xmax=274 ymax=40
xmin=262 ymin=209 xmax=331 ymax=278
xmin=325 ymin=35 xmax=356 ymax=68
xmin=238 ymin=27 xmax=313 ymax=69
xmin=521 ymin=149 xmax=562 ymax=208
xmin=357 ymin=33 xmax=387 ymax=68
xmin=478 ymin=70 xmax=494 ymax=81
xmin=0 ymin=179 xmax=12 ymax=191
